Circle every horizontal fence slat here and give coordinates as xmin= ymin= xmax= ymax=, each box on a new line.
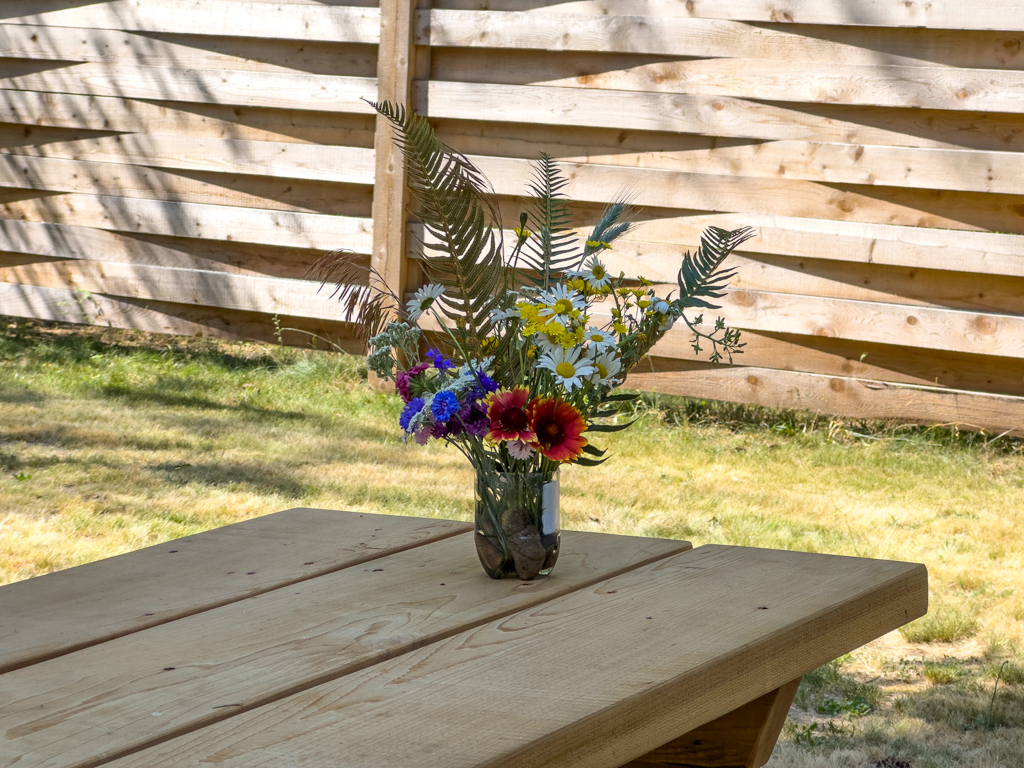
xmin=647 ymin=331 xmax=1024 ymax=399
xmin=0 ymin=154 xmax=373 ymax=216
xmin=514 ymin=58 xmax=1024 ymax=115
xmin=0 ymin=1 xmax=381 ymax=43
xmin=435 ymin=0 xmax=1024 ymax=32
xmin=0 ymin=219 xmax=330 ymax=279
xmin=588 ymin=290 xmax=1024 ymax=361
xmin=627 ymin=366 xmax=1024 ymax=436
xmin=0 ymin=64 xmax=377 ymax=114
xmin=0 ymin=23 xmax=380 ymax=76
xmin=466 ymin=153 xmax=1024 ymax=234
xmin=0 ymin=192 xmax=372 ymax=253
xmin=0 ymin=280 xmax=362 ymax=350
xmin=0 ymin=140 xmax=377 ymax=186
xmin=423 ymin=80 xmax=1024 ymax=151
xmin=422 ymin=10 xmax=1024 ymax=69
xmin=0 ymin=260 xmax=356 ymax=322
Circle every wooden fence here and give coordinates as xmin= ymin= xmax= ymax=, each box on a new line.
xmin=1 ymin=1 xmax=1023 ymax=435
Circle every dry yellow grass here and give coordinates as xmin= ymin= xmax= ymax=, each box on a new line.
xmin=1 ymin=320 xmax=1022 ymax=766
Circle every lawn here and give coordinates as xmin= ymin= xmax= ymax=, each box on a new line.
xmin=1 ymin=318 xmax=1022 ymax=767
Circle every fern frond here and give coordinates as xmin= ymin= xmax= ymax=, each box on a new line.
xmin=676 ymin=226 xmax=756 ymax=309
xmin=581 ymin=200 xmax=637 ymax=265
xmin=371 ymin=100 xmax=505 ymax=354
xmin=519 ymin=154 xmax=580 ymax=288
xmin=306 ymin=249 xmax=398 ymax=348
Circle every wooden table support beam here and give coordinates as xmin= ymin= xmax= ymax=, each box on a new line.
xmin=623 ymin=677 xmax=802 ymax=768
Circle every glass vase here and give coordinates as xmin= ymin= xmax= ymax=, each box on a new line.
xmin=474 ymin=469 xmax=560 ymax=580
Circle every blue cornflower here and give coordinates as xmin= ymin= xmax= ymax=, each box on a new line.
xmin=399 ymin=397 xmax=425 ymax=432
xmin=426 ymin=347 xmax=454 ymax=372
xmin=478 ymin=373 xmax=498 ymax=392
xmin=431 ymin=390 xmax=461 ymax=423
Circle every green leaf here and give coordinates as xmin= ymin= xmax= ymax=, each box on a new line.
xmin=675 ymin=226 xmax=756 ymax=311
xmin=587 ymin=421 xmax=636 ymax=433
xmin=370 ymin=100 xmax=506 ymax=355
xmin=581 ymin=444 xmax=607 ymax=457
xmin=574 ymin=456 xmax=609 ymax=467
xmin=600 ymin=392 xmax=641 ymax=403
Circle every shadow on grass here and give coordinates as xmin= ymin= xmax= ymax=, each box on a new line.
xmin=0 ymin=385 xmax=47 ymax=405
xmin=150 ymin=461 xmax=310 ymax=499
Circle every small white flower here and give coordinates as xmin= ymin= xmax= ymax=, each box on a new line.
xmin=652 ymin=299 xmax=672 ymax=315
xmin=406 ymin=284 xmax=445 ymax=322
xmin=581 ymin=256 xmax=611 ymax=289
xmin=583 ymin=327 xmax=616 ymax=353
xmin=587 ymin=350 xmax=622 ymax=386
xmin=490 ymin=305 xmax=519 ymax=322
xmin=538 ymin=345 xmax=595 ymax=392
xmin=537 ymin=284 xmax=585 ymax=319
xmin=506 ymin=439 xmax=535 ymax=460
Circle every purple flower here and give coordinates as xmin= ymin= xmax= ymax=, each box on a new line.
xmin=431 ymin=390 xmax=460 ymax=423
xmin=478 ymin=373 xmax=498 ymax=393
xmin=399 ymin=397 xmax=425 ymax=432
xmin=426 ymin=347 xmax=454 ymax=372
xmin=396 ymin=362 xmax=430 ymax=403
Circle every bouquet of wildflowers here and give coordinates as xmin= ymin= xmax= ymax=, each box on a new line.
xmin=313 ymin=103 xmax=753 ymax=578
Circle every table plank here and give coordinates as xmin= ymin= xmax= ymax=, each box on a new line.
xmin=99 ymin=545 xmax=927 ymax=768
xmin=0 ymin=531 xmax=690 ymax=768
xmin=0 ymin=508 xmax=470 ymax=673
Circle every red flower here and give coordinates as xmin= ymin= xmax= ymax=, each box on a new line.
xmin=486 ymin=388 xmax=536 ymax=443
xmin=527 ymin=397 xmax=588 ymax=463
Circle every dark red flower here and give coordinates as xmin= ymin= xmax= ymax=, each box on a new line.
xmin=486 ymin=388 xmax=536 ymax=443
xmin=527 ymin=397 xmax=588 ymax=463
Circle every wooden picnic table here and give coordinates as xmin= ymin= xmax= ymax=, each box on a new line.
xmin=0 ymin=508 xmax=927 ymax=768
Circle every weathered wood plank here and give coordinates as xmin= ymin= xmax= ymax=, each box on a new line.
xmin=101 ymin=545 xmax=926 ymax=768
xmin=628 ymin=367 xmax=1024 ymax=437
xmin=466 ymin=153 xmax=1024 ymax=235
xmin=0 ymin=89 xmax=377 ymax=145
xmin=0 ymin=281 xmax=363 ymax=348
xmin=0 ymin=23 xmax=379 ymax=76
xmin=422 ymin=10 xmax=1024 ymax=69
xmin=0 ymin=261 xmax=358 ymax=323
xmin=0 ymin=219 xmax=331 ymax=278
xmin=0 ymin=192 xmax=373 ymax=252
xmin=0 ymin=63 xmax=377 ymax=114
xmin=0 ymin=136 xmax=377 ymax=186
xmin=423 ymin=79 xmax=1024 ymax=152
xmin=0 ymin=532 xmax=690 ymax=768
xmin=439 ymin=51 xmax=1024 ymax=115
xmin=0 ymin=1 xmax=381 ymax=43
xmin=435 ymin=0 xmax=1024 ymax=31
xmin=591 ymin=288 xmax=1024 ymax=361
xmin=0 ymin=153 xmax=374 ymax=215
xmin=650 ymin=330 xmax=1024 ymax=398
xmin=0 ymin=509 xmax=469 ymax=674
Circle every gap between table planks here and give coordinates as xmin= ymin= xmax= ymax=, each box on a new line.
xmin=0 ymin=530 xmax=690 ymax=768
xmin=0 ymin=508 xmax=470 ymax=674
xmin=93 ymin=545 xmax=926 ymax=768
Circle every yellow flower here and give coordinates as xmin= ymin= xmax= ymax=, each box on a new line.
xmin=480 ymin=336 xmax=499 ymax=354
xmin=514 ymin=226 xmax=533 ymax=239
xmin=613 ymin=321 xmax=628 ymax=335
xmin=637 ymin=296 xmax=652 ymax=309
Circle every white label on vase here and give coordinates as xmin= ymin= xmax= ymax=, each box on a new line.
xmin=542 ymin=478 xmax=560 ymax=535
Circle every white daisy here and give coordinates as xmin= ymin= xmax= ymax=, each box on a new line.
xmin=587 ymin=350 xmax=622 ymax=386
xmin=506 ymin=439 xmax=535 ymax=460
xmin=652 ymin=299 xmax=672 ymax=315
xmin=581 ymin=256 xmax=611 ymax=289
xmin=537 ymin=284 xmax=585 ymax=320
xmin=490 ymin=305 xmax=519 ymax=322
xmin=537 ymin=345 xmax=595 ymax=392
xmin=406 ymin=284 xmax=445 ymax=322
xmin=583 ymin=327 xmax=616 ymax=353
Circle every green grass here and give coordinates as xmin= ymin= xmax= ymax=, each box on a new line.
xmin=2 ymin=318 xmax=1024 ymax=767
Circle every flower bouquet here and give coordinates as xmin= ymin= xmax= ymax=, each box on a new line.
xmin=312 ymin=102 xmax=754 ymax=580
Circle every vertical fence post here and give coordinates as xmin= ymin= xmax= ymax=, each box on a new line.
xmin=371 ymin=0 xmax=418 ymax=302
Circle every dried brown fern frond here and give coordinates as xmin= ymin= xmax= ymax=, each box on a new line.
xmin=306 ymin=248 xmax=402 ymax=347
